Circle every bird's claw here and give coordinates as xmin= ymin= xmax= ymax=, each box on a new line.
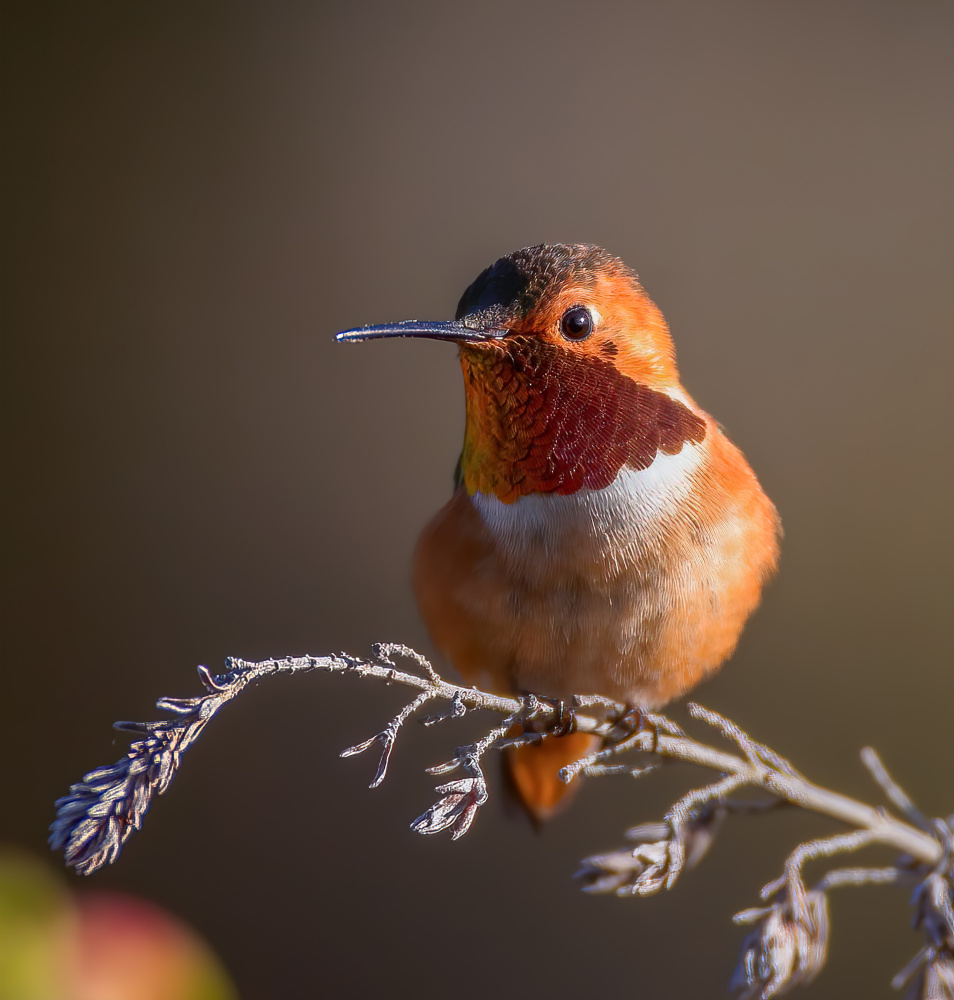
xmin=615 ymin=706 xmax=660 ymax=751
xmin=519 ymin=695 xmax=578 ymax=738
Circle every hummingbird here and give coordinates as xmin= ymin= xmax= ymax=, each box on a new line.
xmin=336 ymin=244 xmax=780 ymax=821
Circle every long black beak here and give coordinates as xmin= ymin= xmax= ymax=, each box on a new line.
xmin=335 ymin=320 xmax=507 ymax=344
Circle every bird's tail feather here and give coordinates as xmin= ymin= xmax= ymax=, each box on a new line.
xmin=503 ymin=728 xmax=599 ymax=824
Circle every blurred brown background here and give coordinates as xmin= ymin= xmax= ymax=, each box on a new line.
xmin=3 ymin=3 xmax=952 ymax=998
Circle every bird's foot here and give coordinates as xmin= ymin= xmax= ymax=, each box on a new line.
xmin=518 ymin=694 xmax=578 ymax=738
xmin=613 ymin=706 xmax=661 ymax=752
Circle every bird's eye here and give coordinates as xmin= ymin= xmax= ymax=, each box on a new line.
xmin=560 ymin=305 xmax=593 ymax=341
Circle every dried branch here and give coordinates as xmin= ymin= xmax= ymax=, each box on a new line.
xmin=50 ymin=645 xmax=953 ymax=997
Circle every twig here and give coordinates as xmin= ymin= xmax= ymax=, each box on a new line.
xmin=340 ymin=689 xmax=434 ymax=788
xmin=861 ymin=746 xmax=932 ymax=833
xmin=50 ymin=645 xmax=953 ymax=998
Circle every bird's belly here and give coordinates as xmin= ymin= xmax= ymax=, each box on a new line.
xmin=414 ymin=448 xmax=772 ymax=708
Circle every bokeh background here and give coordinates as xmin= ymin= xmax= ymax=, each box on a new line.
xmin=3 ymin=3 xmax=952 ymax=997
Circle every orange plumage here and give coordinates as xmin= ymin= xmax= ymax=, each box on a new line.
xmin=339 ymin=244 xmax=780 ymax=821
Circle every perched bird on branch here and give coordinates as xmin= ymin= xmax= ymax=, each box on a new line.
xmin=337 ymin=244 xmax=780 ymax=821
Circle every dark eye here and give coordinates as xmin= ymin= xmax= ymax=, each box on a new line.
xmin=560 ymin=305 xmax=593 ymax=341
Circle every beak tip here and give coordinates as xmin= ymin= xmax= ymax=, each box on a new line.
xmin=335 ymin=327 xmax=377 ymax=343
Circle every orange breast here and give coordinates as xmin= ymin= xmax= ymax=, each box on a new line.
xmin=413 ymin=421 xmax=779 ymax=709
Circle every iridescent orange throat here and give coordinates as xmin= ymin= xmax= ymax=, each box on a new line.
xmin=458 ymin=337 xmax=706 ymax=503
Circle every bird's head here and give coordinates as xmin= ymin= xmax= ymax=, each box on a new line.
xmin=337 ymin=244 xmax=706 ymax=502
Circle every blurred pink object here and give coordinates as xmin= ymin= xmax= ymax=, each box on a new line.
xmin=68 ymin=891 xmax=235 ymax=1000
